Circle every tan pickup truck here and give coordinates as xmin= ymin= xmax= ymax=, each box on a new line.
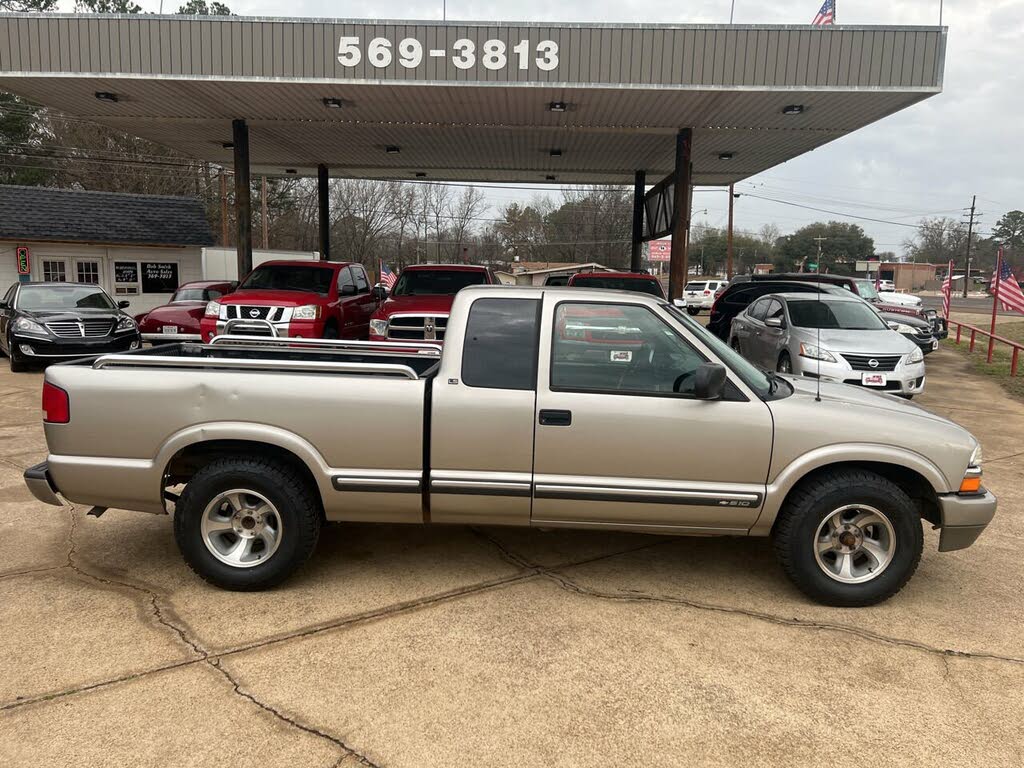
xmin=25 ymin=286 xmax=995 ymax=606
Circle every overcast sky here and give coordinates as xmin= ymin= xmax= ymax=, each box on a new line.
xmin=68 ymin=0 xmax=1024 ymax=255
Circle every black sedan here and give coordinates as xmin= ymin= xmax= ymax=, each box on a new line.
xmin=0 ymin=282 xmax=142 ymax=372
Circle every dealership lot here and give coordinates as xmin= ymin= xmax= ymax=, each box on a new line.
xmin=1 ymin=349 xmax=1022 ymax=767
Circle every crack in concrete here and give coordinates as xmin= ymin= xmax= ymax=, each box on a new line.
xmin=471 ymin=528 xmax=1024 ymax=668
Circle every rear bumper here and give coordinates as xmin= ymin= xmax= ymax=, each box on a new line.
xmin=937 ymin=489 xmax=997 ymax=551
xmin=24 ymin=461 xmax=62 ymax=506
xmin=142 ymin=332 xmax=201 ymax=343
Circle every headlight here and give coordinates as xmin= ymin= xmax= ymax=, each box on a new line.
xmin=204 ymin=300 xmax=221 ymax=318
xmin=13 ymin=317 xmax=47 ymax=335
xmin=798 ymin=343 xmax=837 ymax=363
xmin=908 ymin=347 xmax=924 ymax=364
xmin=292 ymin=304 xmax=322 ymax=321
xmin=115 ymin=315 xmax=137 ymax=332
xmin=970 ymin=443 xmax=983 ymax=468
xmin=889 ymin=322 xmax=916 ymax=334
xmin=370 ymin=319 xmax=389 ymax=337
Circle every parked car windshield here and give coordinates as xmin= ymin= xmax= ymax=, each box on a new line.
xmin=239 ymin=265 xmax=334 ymax=296
xmin=390 ymin=269 xmax=487 ymax=296
xmin=172 ymin=288 xmax=207 ymax=302
xmin=17 ymin=284 xmax=115 ymax=311
xmin=571 ymin=276 xmax=664 ymax=297
xmin=787 ymin=299 xmax=889 ymax=330
xmin=853 ymin=279 xmax=881 ymax=301
xmin=665 ymin=304 xmax=782 ymax=399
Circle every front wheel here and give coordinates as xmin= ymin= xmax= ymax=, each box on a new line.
xmin=772 ymin=469 xmax=923 ymax=606
xmin=174 ymin=456 xmax=321 ymax=590
xmin=686 ymin=306 xmax=700 ymax=316
xmin=777 ymin=352 xmax=792 ymax=374
xmin=7 ymin=335 xmax=27 ymax=372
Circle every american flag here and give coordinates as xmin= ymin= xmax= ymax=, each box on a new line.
xmin=379 ymin=261 xmax=398 ymax=289
xmin=991 ymin=255 xmax=1024 ymax=315
xmin=941 ymin=260 xmax=954 ymax=319
xmin=812 ymin=0 xmax=835 ymax=25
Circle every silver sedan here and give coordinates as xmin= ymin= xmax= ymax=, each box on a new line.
xmin=729 ymin=292 xmax=926 ymax=398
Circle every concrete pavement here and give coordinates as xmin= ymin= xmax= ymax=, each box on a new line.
xmin=1 ymin=351 xmax=1022 ymax=767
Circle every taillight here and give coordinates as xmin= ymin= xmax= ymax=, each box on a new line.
xmin=42 ymin=382 xmax=70 ymax=424
xmin=703 ymin=290 xmax=711 ymax=296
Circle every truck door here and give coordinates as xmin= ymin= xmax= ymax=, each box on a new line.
xmin=532 ymin=297 xmax=773 ymax=532
xmin=428 ymin=295 xmax=541 ymax=526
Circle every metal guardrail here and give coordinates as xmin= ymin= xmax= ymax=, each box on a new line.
xmin=90 ymin=353 xmax=421 ymax=379
xmin=948 ymin=320 xmax=1022 ymax=376
xmin=207 ymin=334 xmax=443 ymax=356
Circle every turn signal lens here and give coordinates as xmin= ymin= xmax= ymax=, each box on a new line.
xmin=42 ymin=382 xmax=70 ymax=424
xmin=959 ymin=476 xmax=982 ymax=494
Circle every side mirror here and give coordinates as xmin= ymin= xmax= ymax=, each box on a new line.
xmin=372 ymin=286 xmax=387 ymax=301
xmin=673 ymin=298 xmax=686 ymax=308
xmin=694 ymin=362 xmax=728 ymax=400
xmin=764 ymin=316 xmax=784 ymax=329
xmin=118 ymin=300 xmax=131 ymax=309
xmin=340 ymin=284 xmax=357 ymax=296
xmin=0 ymin=301 xmax=8 ymax=310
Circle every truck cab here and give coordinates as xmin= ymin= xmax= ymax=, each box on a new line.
xmin=199 ymin=260 xmax=378 ymax=341
xmin=369 ymin=264 xmax=496 ymax=343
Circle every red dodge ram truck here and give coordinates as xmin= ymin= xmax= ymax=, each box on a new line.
xmin=200 ymin=260 xmax=379 ymax=341
xmin=369 ymin=264 xmax=497 ymax=343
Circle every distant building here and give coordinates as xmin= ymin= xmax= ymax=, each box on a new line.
xmin=510 ymin=262 xmax=612 ymax=286
xmin=753 ymin=263 xmax=774 ymax=275
xmin=0 ymin=185 xmax=213 ymax=313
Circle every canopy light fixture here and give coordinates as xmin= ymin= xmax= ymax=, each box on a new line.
xmin=322 ymin=97 xmax=345 ymax=109
xmin=385 ymin=145 xmax=401 ymax=154
xmin=221 ymin=142 xmax=234 ymax=149
xmin=782 ymin=104 xmax=805 ymax=115
xmin=414 ymin=172 xmax=427 ymax=178
xmin=549 ymin=149 xmax=563 ymax=157
xmin=285 ymin=168 xmax=297 ymax=174
xmin=545 ymin=174 xmax=557 ymax=181
xmin=547 ymin=101 xmax=569 ymax=112
xmin=94 ymin=92 xmax=119 ymax=103
xmin=718 ymin=152 xmax=734 ymax=160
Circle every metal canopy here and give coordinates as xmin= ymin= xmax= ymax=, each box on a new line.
xmin=0 ymin=15 xmax=945 ymax=185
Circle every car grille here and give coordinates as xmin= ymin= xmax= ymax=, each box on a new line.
xmin=226 ymin=305 xmax=287 ymax=322
xmin=388 ymin=315 xmax=448 ymax=341
xmin=841 ymin=353 xmax=902 ymax=372
xmin=45 ymin=319 xmax=113 ymax=338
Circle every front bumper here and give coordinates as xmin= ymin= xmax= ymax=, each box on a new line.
xmin=12 ymin=332 xmax=141 ymax=358
xmin=936 ymin=489 xmax=997 ymax=551
xmin=203 ymin=318 xmax=325 ymax=341
xmin=24 ymin=461 xmax=62 ymax=506
xmin=798 ymin=358 xmax=927 ymax=395
xmin=142 ymin=332 xmax=201 ymax=343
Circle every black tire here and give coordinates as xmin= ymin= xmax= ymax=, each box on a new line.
xmin=8 ymin=335 xmax=27 ymax=372
xmin=322 ymin=322 xmax=339 ymax=339
xmin=777 ymin=352 xmax=792 ymax=374
xmin=772 ymin=469 xmax=923 ymax=606
xmin=730 ymin=337 xmax=742 ymax=353
xmin=896 ymin=393 xmax=914 ymax=400
xmin=174 ymin=456 xmax=321 ymax=590
xmin=686 ymin=306 xmax=700 ymax=316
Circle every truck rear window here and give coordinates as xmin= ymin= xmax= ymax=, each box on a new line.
xmin=571 ymin=276 xmax=664 ymax=298
xmin=391 ymin=270 xmax=488 ymax=296
xmin=461 ymin=298 xmax=540 ymax=391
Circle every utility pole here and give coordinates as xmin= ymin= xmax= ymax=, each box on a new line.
xmin=962 ymin=195 xmax=980 ymax=298
xmin=726 ymin=184 xmax=735 ymax=279
xmin=812 ymin=236 xmax=826 ymax=273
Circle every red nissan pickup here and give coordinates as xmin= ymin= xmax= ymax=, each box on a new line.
xmin=200 ymin=260 xmax=379 ymax=341
xmin=369 ymin=264 xmax=497 ymax=343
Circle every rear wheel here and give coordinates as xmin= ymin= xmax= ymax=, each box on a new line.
xmin=772 ymin=469 xmax=923 ymax=606
xmin=686 ymin=306 xmax=700 ymax=316
xmin=174 ymin=456 xmax=321 ymax=590
xmin=777 ymin=352 xmax=792 ymax=374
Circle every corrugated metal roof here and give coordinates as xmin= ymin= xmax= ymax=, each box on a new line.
xmin=0 ymin=16 xmax=945 ymax=185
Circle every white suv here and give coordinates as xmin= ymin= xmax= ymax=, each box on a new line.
xmin=684 ymin=279 xmax=728 ymax=315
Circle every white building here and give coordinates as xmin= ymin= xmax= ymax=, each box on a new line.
xmin=0 ymin=185 xmax=213 ymax=314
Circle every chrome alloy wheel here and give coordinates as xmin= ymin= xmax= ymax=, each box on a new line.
xmin=200 ymin=489 xmax=282 ymax=568
xmin=813 ymin=504 xmax=896 ymax=584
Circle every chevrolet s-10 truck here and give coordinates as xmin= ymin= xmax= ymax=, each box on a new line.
xmin=25 ymin=286 xmax=996 ymax=606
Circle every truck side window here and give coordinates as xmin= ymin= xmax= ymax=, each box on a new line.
xmin=338 ymin=268 xmax=355 ymax=291
xmin=461 ymin=298 xmax=540 ymax=391
xmin=353 ymin=266 xmax=369 ymax=293
xmin=551 ymin=302 xmax=706 ymax=396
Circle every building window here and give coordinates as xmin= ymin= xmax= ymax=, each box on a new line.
xmin=42 ymin=260 xmax=66 ymax=282
xmin=114 ymin=261 xmax=140 ymax=295
xmin=76 ymin=261 xmax=100 ymax=284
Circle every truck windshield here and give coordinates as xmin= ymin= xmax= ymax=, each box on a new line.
xmin=571 ymin=276 xmax=664 ymax=298
xmin=788 ymin=299 xmax=888 ymax=330
xmin=391 ymin=269 xmax=487 ymax=296
xmin=665 ymin=304 xmax=783 ymax=399
xmin=239 ymin=266 xmax=334 ymax=296
xmin=854 ymin=280 xmax=881 ymax=301
xmin=18 ymin=284 xmax=115 ymax=311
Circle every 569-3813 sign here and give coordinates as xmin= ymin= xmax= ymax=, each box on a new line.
xmin=337 ymin=36 xmax=559 ymax=72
